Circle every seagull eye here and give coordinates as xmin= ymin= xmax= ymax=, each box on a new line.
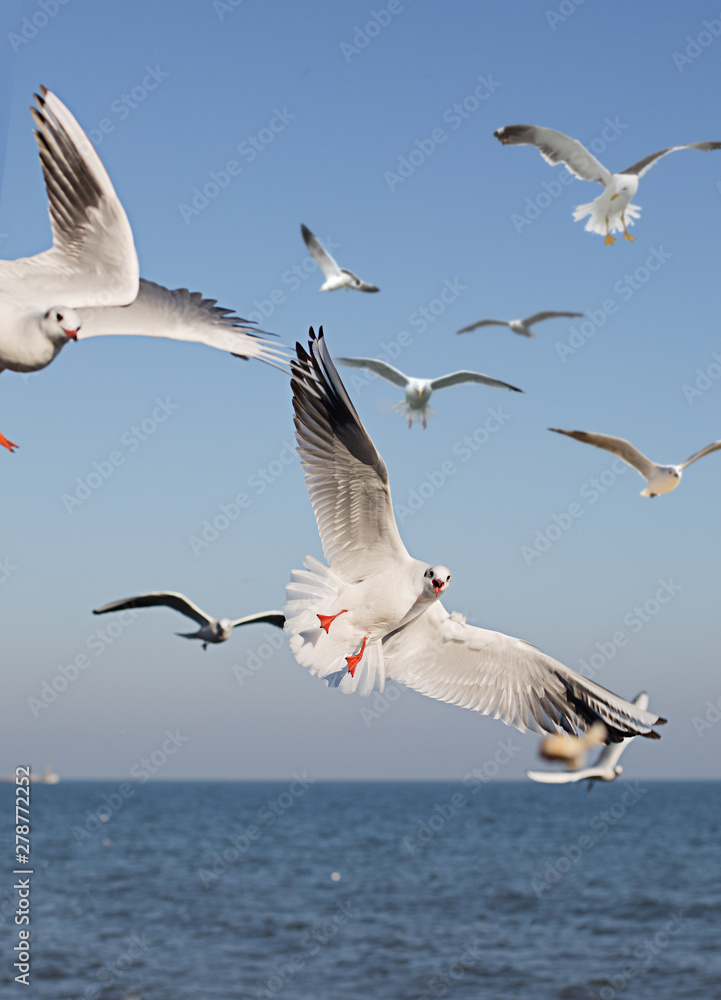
xmin=56 ymin=312 xmax=62 ymax=322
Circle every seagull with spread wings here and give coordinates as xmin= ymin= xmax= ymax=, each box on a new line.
xmin=457 ymin=310 xmax=584 ymax=338
xmin=93 ymin=592 xmax=284 ymax=650
xmin=0 ymin=88 xmax=285 ymax=452
xmin=494 ymin=123 xmax=721 ymax=244
xmin=301 ymin=224 xmax=379 ymax=293
xmin=337 ymin=356 xmax=522 ymax=428
xmin=284 ymin=327 xmax=666 ymax=742
xmin=550 ymin=428 xmax=721 ymax=497
xmin=527 ymin=694 xmax=650 ymax=784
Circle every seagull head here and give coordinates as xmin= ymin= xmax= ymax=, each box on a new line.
xmin=215 ymin=618 xmax=233 ymax=639
xmin=42 ymin=307 xmax=81 ymax=343
xmin=424 ymin=565 xmax=452 ymax=597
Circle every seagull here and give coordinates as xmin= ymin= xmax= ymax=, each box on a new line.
xmin=494 ymin=124 xmax=721 ymax=244
xmin=301 ymin=224 xmax=379 ymax=293
xmin=549 ymin=428 xmax=721 ymax=497
xmin=337 ymin=356 xmax=522 ymax=428
xmin=528 ymin=694 xmax=649 ymax=784
xmin=0 ymin=88 xmax=285 ymax=451
xmin=93 ymin=592 xmax=284 ymax=650
xmin=457 ymin=310 xmax=584 ymax=338
xmin=284 ymin=328 xmax=666 ymax=742
xmin=538 ymin=721 xmax=607 ymax=770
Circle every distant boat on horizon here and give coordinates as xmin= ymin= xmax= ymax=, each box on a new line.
xmin=0 ymin=762 xmax=60 ymax=784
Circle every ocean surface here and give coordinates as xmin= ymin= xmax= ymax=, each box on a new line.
xmin=1 ymin=780 xmax=719 ymax=1000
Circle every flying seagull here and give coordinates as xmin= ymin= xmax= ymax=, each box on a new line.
xmin=549 ymin=428 xmax=721 ymax=497
xmin=494 ymin=124 xmax=721 ymax=244
xmin=337 ymin=356 xmax=522 ymax=428
xmin=528 ymin=694 xmax=650 ymax=784
xmin=284 ymin=327 xmax=665 ymax=742
xmin=538 ymin=721 xmax=607 ymax=770
xmin=0 ymin=88 xmax=285 ymax=451
xmin=93 ymin=592 xmax=284 ymax=650
xmin=457 ymin=310 xmax=584 ymax=338
xmin=301 ymin=224 xmax=379 ymax=293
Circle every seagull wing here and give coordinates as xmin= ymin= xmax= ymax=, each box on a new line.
xmin=429 ymin=370 xmax=523 ymax=393
xmin=549 ymin=429 xmax=657 ymax=481
xmin=494 ymin=124 xmax=613 ymax=186
xmin=593 ymin=692 xmax=649 ymax=768
xmin=526 ymin=768 xmax=597 ymax=784
xmin=621 ymin=142 xmax=721 ymax=178
xmin=339 ymin=269 xmax=380 ymax=293
xmin=456 ymin=319 xmax=510 ymax=334
xmin=679 ymin=440 xmax=721 ymax=470
xmin=4 ymin=88 xmax=139 ymax=310
xmin=384 ymin=603 xmax=665 ymax=741
xmin=337 ymin=357 xmax=410 ymax=388
xmin=301 ymin=224 xmax=341 ymax=280
xmin=232 ymin=611 xmax=285 ymax=629
xmin=291 ymin=327 xmax=411 ymax=581
xmin=521 ymin=311 xmax=585 ymax=327
xmin=93 ymin=591 xmax=211 ymax=626
xmin=76 ymin=279 xmax=288 ymax=369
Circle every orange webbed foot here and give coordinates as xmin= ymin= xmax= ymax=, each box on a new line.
xmin=0 ymin=432 xmax=18 ymax=453
xmin=317 ymin=609 xmax=348 ymax=634
xmin=346 ymin=636 xmax=369 ymax=677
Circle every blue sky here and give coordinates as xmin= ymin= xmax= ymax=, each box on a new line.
xmin=3 ymin=0 xmax=721 ymax=779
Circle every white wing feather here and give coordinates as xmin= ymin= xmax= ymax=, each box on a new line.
xmin=76 ymin=279 xmax=287 ymax=367
xmin=291 ymin=329 xmax=411 ymax=581
xmin=337 ymin=357 xmax=410 ymax=388
xmin=549 ymin=429 xmax=657 ymax=481
xmin=494 ymin=124 xmax=613 ymax=186
xmin=383 ymin=604 xmax=664 ymax=740
xmin=2 ymin=87 xmax=139 ymax=309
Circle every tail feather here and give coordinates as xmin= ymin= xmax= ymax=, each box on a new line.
xmin=391 ymin=400 xmax=435 ymax=424
xmin=572 ymin=196 xmax=642 ymax=235
xmin=284 ymin=555 xmax=386 ymax=694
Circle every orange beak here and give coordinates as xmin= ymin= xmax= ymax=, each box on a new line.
xmin=610 ymin=193 xmax=619 ymax=201
xmin=63 ymin=328 xmax=78 ymax=341
xmin=432 ymin=580 xmax=443 ymax=595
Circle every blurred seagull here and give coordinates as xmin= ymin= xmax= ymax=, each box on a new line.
xmin=337 ymin=356 xmax=522 ymax=428
xmin=549 ymin=428 xmax=721 ymax=497
xmin=457 ymin=310 xmax=584 ymax=338
xmin=494 ymin=123 xmax=721 ymax=243
xmin=301 ymin=224 xmax=379 ymax=292
xmin=537 ymin=722 xmax=608 ymax=770
xmin=528 ymin=694 xmax=649 ymax=784
xmin=93 ymin=592 xmax=284 ymax=650
xmin=284 ymin=327 xmax=666 ymax=743
xmin=0 ymin=88 xmax=285 ymax=451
